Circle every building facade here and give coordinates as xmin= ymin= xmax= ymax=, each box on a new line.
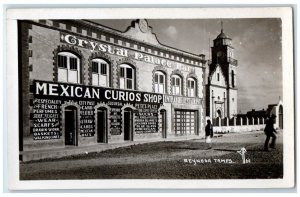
xmin=206 ymin=27 xmax=238 ymax=120
xmin=19 ymin=19 xmax=207 ymax=154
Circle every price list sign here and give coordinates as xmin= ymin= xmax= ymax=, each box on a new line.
xmin=31 ymin=98 xmax=61 ymax=140
xmin=110 ymin=107 xmax=122 ymax=135
xmin=79 ymin=101 xmax=95 ymax=137
xmin=134 ymin=104 xmax=159 ymax=134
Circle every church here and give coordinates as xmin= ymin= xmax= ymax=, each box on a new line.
xmin=206 ymin=24 xmax=238 ymax=121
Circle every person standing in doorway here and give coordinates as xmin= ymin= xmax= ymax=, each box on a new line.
xmin=264 ymin=114 xmax=277 ymax=151
xmin=205 ymin=119 xmax=214 ymax=149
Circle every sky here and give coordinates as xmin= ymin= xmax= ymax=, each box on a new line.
xmin=92 ymin=19 xmax=282 ymax=113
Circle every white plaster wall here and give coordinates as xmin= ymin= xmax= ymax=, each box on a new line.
xmin=210 ymin=66 xmax=226 ymax=86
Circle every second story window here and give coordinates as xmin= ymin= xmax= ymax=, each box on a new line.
xmin=92 ymin=58 xmax=110 ymax=87
xmin=58 ymin=52 xmax=80 ymax=84
xmin=171 ymin=75 xmax=182 ymax=95
xmin=119 ymin=64 xmax=135 ymax=90
xmin=187 ymin=78 xmax=196 ymax=97
xmin=154 ymin=71 xmax=165 ymax=94
xmin=231 ymin=70 xmax=235 ymax=87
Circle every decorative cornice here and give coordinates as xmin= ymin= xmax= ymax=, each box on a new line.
xmin=23 ymin=20 xmax=206 ymax=68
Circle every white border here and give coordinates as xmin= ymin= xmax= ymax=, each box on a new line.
xmin=6 ymin=7 xmax=294 ymax=190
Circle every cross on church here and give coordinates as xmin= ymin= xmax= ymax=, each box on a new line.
xmin=221 ymin=21 xmax=223 ymax=32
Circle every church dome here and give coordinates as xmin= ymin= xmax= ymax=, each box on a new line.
xmin=217 ymin=31 xmax=228 ymax=39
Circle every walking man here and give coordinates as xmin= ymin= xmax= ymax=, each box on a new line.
xmin=205 ymin=119 xmax=214 ymax=149
xmin=264 ymin=114 xmax=277 ymax=151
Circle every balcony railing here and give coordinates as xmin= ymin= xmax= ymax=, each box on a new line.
xmin=227 ymin=57 xmax=238 ymax=66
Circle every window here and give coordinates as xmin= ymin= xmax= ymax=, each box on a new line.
xmin=58 ymin=52 xmax=80 ymax=83
xmin=92 ymin=58 xmax=110 ymax=87
xmin=171 ymin=75 xmax=182 ymax=95
xmin=187 ymin=78 xmax=196 ymax=97
xmin=70 ymin=57 xmax=78 ymax=70
xmin=119 ymin=64 xmax=135 ymax=90
xmin=154 ymin=71 xmax=166 ymax=94
xmin=92 ymin=62 xmax=98 ymax=73
xmin=231 ymin=70 xmax=235 ymax=87
xmin=100 ymin=63 xmax=107 ymax=75
xmin=217 ymin=73 xmax=220 ymax=81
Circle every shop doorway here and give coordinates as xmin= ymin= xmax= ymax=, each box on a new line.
xmin=97 ymin=107 xmax=108 ymax=143
xmin=159 ymin=109 xmax=167 ymax=138
xmin=217 ymin=109 xmax=222 ymax=118
xmin=174 ymin=110 xmax=197 ymax=136
xmin=124 ymin=108 xmax=133 ymax=141
xmin=65 ymin=106 xmax=77 ymax=146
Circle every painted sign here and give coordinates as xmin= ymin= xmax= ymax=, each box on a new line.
xmin=110 ymin=107 xmax=122 ymax=135
xmin=33 ymin=80 xmax=163 ymax=104
xmin=31 ymin=98 xmax=61 ymax=140
xmin=163 ymin=95 xmax=202 ymax=105
xmin=134 ymin=103 xmax=159 ymax=134
xmin=78 ymin=101 xmax=95 ymax=137
xmin=60 ymin=33 xmax=198 ymax=72
xmin=30 ymin=80 xmax=163 ymax=140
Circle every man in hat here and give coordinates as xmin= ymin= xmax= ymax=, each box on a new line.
xmin=264 ymin=114 xmax=277 ymax=151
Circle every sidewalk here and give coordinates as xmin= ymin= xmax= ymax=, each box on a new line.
xmin=20 ymin=134 xmax=203 ymax=162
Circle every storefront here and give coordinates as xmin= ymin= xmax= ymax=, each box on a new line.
xmin=19 ymin=19 xmax=206 ymax=152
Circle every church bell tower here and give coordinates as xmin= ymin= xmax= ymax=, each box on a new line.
xmin=206 ymin=22 xmax=238 ymax=119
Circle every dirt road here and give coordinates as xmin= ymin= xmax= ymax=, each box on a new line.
xmin=20 ymin=130 xmax=283 ymax=179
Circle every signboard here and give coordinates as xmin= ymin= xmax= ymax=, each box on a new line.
xmin=163 ymin=95 xmax=202 ymax=105
xmin=32 ymin=80 xmax=163 ymax=104
xmin=60 ymin=33 xmax=198 ymax=72
xmin=31 ymin=98 xmax=61 ymax=140
xmin=134 ymin=104 xmax=159 ymax=134
xmin=79 ymin=101 xmax=95 ymax=137
xmin=30 ymin=80 xmax=163 ymax=140
xmin=110 ymin=107 xmax=122 ymax=135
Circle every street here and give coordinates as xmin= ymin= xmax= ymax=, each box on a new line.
xmin=20 ymin=130 xmax=283 ymax=179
